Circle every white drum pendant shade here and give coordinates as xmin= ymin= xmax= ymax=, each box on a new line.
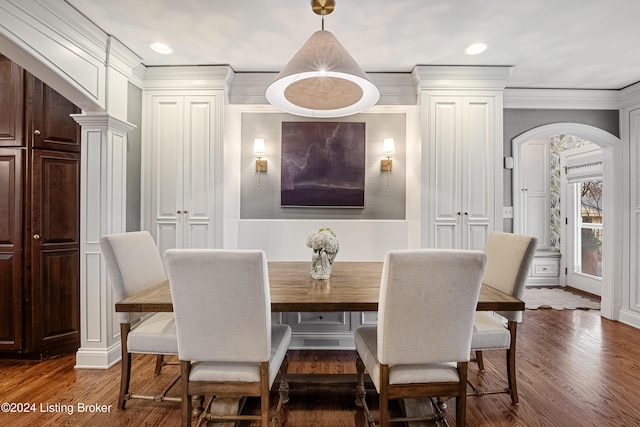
xmin=266 ymin=30 xmax=380 ymax=118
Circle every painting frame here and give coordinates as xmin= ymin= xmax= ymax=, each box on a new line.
xmin=280 ymin=121 xmax=366 ymax=208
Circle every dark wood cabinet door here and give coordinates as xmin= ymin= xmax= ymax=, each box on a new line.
xmin=0 ymin=148 xmax=23 ymax=350
xmin=30 ymin=149 xmax=80 ymax=356
xmin=0 ymin=55 xmax=24 ymax=147
xmin=25 ymin=74 xmax=81 ymax=153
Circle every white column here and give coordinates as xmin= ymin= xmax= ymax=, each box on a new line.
xmin=72 ymin=113 xmax=135 ymax=369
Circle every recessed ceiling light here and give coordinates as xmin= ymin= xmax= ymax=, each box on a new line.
xmin=150 ymin=42 xmax=173 ymax=55
xmin=465 ymin=42 xmax=487 ymax=55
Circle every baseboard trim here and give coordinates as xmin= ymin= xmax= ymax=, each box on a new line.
xmin=74 ymin=343 xmax=121 ymax=369
xmin=618 ymin=309 xmax=640 ymax=330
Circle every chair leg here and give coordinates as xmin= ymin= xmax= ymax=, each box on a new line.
xmin=118 ymin=353 xmax=132 ymax=410
xmin=355 ymin=355 xmax=376 ymax=426
xmin=260 ymin=362 xmax=270 ymax=427
xmin=154 ymin=354 xmax=164 ymax=375
xmin=475 ymin=350 xmax=485 ymax=371
xmin=118 ymin=323 xmax=132 ymax=410
xmin=355 ymin=355 xmax=366 ymax=408
xmin=457 ymin=361 xmax=468 ymax=427
xmin=507 ymin=321 xmax=519 ymax=404
xmin=379 ymin=364 xmax=390 ymax=427
xmin=180 ymin=361 xmax=192 ymax=427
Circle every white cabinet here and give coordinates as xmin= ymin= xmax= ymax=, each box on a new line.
xmin=145 ymin=94 xmax=222 ymax=254
xmin=516 ymin=139 xmax=559 ymax=285
xmin=427 ymin=95 xmax=498 ymax=250
xmin=518 ymin=138 xmax=551 ymax=250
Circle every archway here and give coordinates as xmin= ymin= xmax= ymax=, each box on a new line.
xmin=512 ymin=123 xmax=622 ymax=320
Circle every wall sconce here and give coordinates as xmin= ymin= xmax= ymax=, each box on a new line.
xmin=381 ymin=138 xmax=395 ymax=187
xmin=253 ymin=138 xmax=267 ymax=187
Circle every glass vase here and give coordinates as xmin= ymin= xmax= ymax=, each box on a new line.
xmin=310 ymin=251 xmax=331 ymax=280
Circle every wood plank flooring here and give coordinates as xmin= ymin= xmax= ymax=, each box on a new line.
xmin=1 ymin=309 xmax=640 ymax=426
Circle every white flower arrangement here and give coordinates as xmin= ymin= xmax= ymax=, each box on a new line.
xmin=306 ymin=227 xmax=339 ymax=264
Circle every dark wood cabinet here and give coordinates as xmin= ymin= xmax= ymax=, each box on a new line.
xmin=0 ymin=148 xmax=23 ymax=351
xmin=0 ymin=54 xmax=81 ymax=358
xmin=0 ymin=56 xmax=23 ymax=147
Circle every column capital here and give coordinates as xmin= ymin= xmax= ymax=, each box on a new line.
xmin=71 ymin=112 xmax=136 ymax=133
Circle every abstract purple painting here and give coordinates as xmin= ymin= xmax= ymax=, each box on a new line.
xmin=281 ymin=122 xmax=365 ymax=207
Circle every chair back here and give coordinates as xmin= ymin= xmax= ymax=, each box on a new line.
xmin=164 ymin=249 xmax=271 ymax=363
xmin=482 ymin=231 xmax=537 ymax=322
xmin=377 ymin=249 xmax=486 ymax=366
xmin=100 ymin=231 xmax=167 ymax=324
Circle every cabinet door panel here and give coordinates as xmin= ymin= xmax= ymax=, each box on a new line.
xmin=463 ymin=99 xmax=492 ymax=221
xmin=521 ymin=140 xmax=550 ymax=250
xmin=0 ymin=149 xmax=23 ymax=350
xmin=467 ymin=224 xmax=489 ymax=250
xmin=26 ymin=75 xmax=81 ymax=152
xmin=185 ymin=222 xmax=210 ymax=249
xmin=184 ymin=98 xmax=212 ymax=219
xmin=434 ymin=224 xmax=457 ymax=249
xmin=31 ymin=149 xmax=80 ymax=355
xmin=432 ymin=100 xmax=460 ymax=221
xmin=150 ymin=97 xmax=183 ymax=249
xmin=156 ymin=222 xmax=179 ymax=256
xmin=0 ymin=56 xmax=23 ymax=147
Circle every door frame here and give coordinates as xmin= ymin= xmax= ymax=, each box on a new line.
xmin=560 ymin=145 xmax=604 ymax=295
xmin=512 ymin=123 xmax=621 ymax=320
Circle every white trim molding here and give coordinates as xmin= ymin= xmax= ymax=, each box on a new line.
xmin=504 ymin=88 xmax=620 ymax=110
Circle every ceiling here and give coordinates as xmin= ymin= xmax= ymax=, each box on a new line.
xmin=66 ymin=0 xmax=640 ymax=90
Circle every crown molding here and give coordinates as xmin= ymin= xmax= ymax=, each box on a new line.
xmin=412 ymin=65 xmax=512 ymax=91
xmin=620 ymin=81 xmax=640 ymax=110
xmin=504 ymin=88 xmax=620 ymax=110
xmin=142 ymin=65 xmax=234 ymax=92
xmin=106 ymin=36 xmax=142 ymax=81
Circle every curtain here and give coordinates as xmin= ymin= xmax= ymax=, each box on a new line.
xmin=565 ymin=153 xmax=603 ymax=183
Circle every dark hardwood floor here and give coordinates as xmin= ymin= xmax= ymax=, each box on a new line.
xmin=1 ymin=309 xmax=640 ymax=426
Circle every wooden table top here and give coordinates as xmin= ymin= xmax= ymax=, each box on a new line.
xmin=115 ymin=261 xmax=524 ymax=313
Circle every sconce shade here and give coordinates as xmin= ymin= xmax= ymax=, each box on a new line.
xmin=253 ymin=138 xmax=266 ymax=157
xmin=265 ymin=30 xmax=380 ymax=118
xmin=383 ymin=138 xmax=395 ymax=156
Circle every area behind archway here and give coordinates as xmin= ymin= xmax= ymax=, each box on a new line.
xmin=512 ymin=123 xmax=622 ymax=320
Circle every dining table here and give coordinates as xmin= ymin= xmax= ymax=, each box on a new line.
xmin=114 ymin=261 xmax=525 ymax=420
xmin=115 ymin=261 xmax=525 ymax=314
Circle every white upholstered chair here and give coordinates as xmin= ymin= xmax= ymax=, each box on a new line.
xmin=100 ymin=231 xmax=178 ymax=409
xmin=354 ymin=249 xmax=487 ymax=427
xmin=469 ymin=231 xmax=537 ymax=404
xmin=164 ymin=249 xmax=291 ymax=427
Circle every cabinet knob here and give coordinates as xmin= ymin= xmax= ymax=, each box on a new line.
xmin=177 ymin=210 xmax=182 ymax=214
xmin=34 ymin=129 xmax=41 ymax=135
xmin=33 ymin=234 xmax=40 ymax=240
xmin=183 ymin=210 xmax=188 ymax=214
xmin=457 ymin=212 xmax=461 ymax=216
xmin=464 ymin=212 xmax=468 ymax=215
xmin=318 ymin=315 xmax=324 ymax=320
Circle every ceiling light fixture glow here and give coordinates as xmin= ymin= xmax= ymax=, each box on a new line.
xmin=265 ymin=0 xmax=379 ymax=118
xmin=465 ymin=42 xmax=487 ymax=55
xmin=150 ymin=42 xmax=173 ymax=55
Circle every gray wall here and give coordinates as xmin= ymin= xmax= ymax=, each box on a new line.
xmin=126 ymin=82 xmax=142 ymax=231
xmin=502 ymin=108 xmax=619 ymax=231
xmin=240 ymin=112 xmax=407 ymax=219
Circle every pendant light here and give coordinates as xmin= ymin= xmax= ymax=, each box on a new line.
xmin=265 ymin=0 xmax=379 ymax=118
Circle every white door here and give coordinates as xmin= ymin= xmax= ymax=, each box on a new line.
xmin=561 ymin=147 xmax=603 ymax=296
